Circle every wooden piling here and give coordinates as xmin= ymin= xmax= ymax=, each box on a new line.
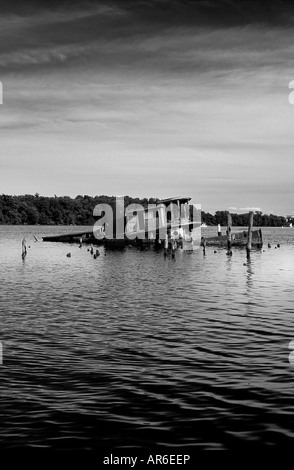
xmin=203 ymin=237 xmax=206 ymax=255
xmin=22 ymin=237 xmax=27 ymax=259
xmin=227 ymin=213 xmax=232 ymax=255
xmin=246 ymin=211 xmax=254 ymax=258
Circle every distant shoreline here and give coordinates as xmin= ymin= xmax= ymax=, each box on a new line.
xmin=0 ymin=194 xmax=291 ymax=227
xmin=0 ymin=224 xmax=291 ymax=229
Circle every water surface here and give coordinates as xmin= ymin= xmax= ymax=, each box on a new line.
xmin=0 ymin=225 xmax=294 ymax=450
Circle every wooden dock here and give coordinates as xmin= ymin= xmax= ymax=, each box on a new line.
xmin=201 ymin=228 xmax=263 ymax=248
xmin=42 ymin=230 xmax=96 ymax=243
xmin=42 ymin=206 xmax=263 ymax=251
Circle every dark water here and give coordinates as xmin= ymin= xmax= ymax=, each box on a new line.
xmin=1 ymin=225 xmax=294 ymax=451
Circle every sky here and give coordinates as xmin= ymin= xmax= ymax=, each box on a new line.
xmin=0 ymin=0 xmax=294 ymax=214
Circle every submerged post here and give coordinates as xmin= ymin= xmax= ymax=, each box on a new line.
xmin=227 ymin=213 xmax=232 ymax=255
xmin=203 ymin=237 xmax=206 ymax=255
xmin=246 ymin=211 xmax=254 ymax=258
xmin=22 ymin=237 xmax=27 ymax=260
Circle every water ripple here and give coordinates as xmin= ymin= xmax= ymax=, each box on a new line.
xmin=1 ymin=226 xmax=294 ymax=449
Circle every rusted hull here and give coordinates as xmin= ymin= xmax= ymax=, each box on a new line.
xmin=43 ymin=231 xmax=99 ymax=244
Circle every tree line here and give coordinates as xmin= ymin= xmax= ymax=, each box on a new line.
xmin=0 ymin=194 xmax=159 ymax=225
xmin=201 ymin=210 xmax=289 ymax=227
xmin=0 ymin=194 xmax=290 ymax=226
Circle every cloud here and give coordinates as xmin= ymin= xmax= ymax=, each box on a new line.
xmin=0 ymin=0 xmax=294 ymax=213
xmin=239 ymin=207 xmax=262 ymax=212
xmin=227 ymin=206 xmax=263 ymax=213
xmin=0 ymin=49 xmax=69 ymax=67
xmin=0 ymin=0 xmax=293 ymax=78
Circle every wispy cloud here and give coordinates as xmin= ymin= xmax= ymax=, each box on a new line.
xmin=227 ymin=206 xmax=264 ymax=214
xmin=0 ymin=1 xmax=294 ymax=213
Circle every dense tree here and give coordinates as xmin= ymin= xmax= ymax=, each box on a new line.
xmin=0 ymin=194 xmax=287 ymax=226
xmin=201 ymin=210 xmax=287 ymax=227
xmin=0 ymin=194 xmax=160 ymax=225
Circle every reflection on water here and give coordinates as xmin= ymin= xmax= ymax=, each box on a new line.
xmin=245 ymin=259 xmax=254 ymax=293
xmin=0 ymin=225 xmax=294 ymax=450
